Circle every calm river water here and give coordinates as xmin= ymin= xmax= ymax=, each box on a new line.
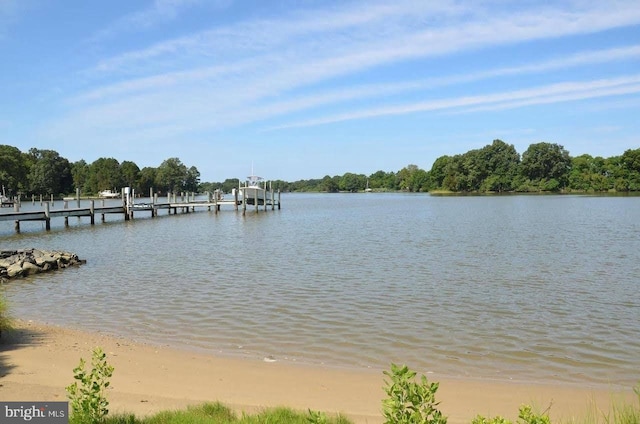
xmin=1 ymin=193 xmax=639 ymax=387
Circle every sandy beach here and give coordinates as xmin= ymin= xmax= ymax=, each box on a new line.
xmin=0 ymin=319 xmax=634 ymax=423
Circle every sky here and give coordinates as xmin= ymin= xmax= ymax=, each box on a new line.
xmin=1 ymin=0 xmax=639 ymax=182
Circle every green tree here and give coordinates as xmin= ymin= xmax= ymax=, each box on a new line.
xmin=428 ymin=156 xmax=452 ymax=190
xmin=71 ymin=160 xmax=89 ymax=194
xmin=339 ymin=172 xmax=365 ymax=192
xmin=137 ymin=167 xmax=157 ymax=195
xmin=397 ymin=164 xmax=428 ymax=192
xmin=480 ymin=139 xmax=521 ymax=192
xmin=520 ymin=142 xmax=571 ymax=190
xmin=321 ymin=175 xmax=339 ymax=192
xmin=369 ymin=170 xmax=397 ymax=191
xmin=621 ymin=148 xmax=640 ymax=172
xmin=27 ymin=148 xmax=73 ymax=195
xmin=120 ymin=161 xmax=140 ymax=191
xmin=220 ymin=178 xmax=240 ymax=193
xmin=155 ymin=157 xmax=189 ymax=193
xmin=184 ymin=166 xmax=201 ymax=192
xmin=86 ymin=158 xmax=123 ymax=194
xmin=0 ymin=144 xmax=28 ymax=194
xmin=621 ymin=148 xmax=640 ymax=191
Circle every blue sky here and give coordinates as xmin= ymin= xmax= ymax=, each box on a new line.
xmin=1 ymin=0 xmax=639 ymax=182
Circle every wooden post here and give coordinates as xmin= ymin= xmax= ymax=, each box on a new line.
xmin=124 ymin=195 xmax=130 ymax=221
xmin=278 ymin=189 xmax=281 ymax=209
xmin=32 ymin=194 xmax=35 ymax=205
xmin=64 ymin=216 xmax=69 ymax=227
xmin=76 ymin=188 xmax=80 ymax=208
xmin=64 ymin=200 xmax=68 ymax=209
xmin=234 ymin=188 xmax=239 ymax=211
xmin=50 ymin=194 xmax=54 ymax=207
xmin=14 ymin=220 xmax=20 ymax=233
xmin=44 ymin=202 xmax=51 ymax=231
xmin=39 ymin=194 xmax=43 ymax=205
xmin=13 ymin=202 xmax=19 ymax=212
xmin=153 ymin=193 xmax=158 ymax=217
xmin=271 ymin=182 xmax=274 ymax=211
xmin=242 ymin=184 xmax=246 ymax=216
xmin=90 ymin=200 xmax=95 ymax=225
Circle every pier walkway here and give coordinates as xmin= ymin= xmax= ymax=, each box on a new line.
xmin=0 ymin=189 xmax=281 ymax=233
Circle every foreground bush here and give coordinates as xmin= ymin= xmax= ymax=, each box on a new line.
xmin=383 ymin=363 xmax=446 ymax=424
xmin=66 ymin=347 xmax=114 ymax=424
xmin=0 ymin=292 xmax=11 ymax=337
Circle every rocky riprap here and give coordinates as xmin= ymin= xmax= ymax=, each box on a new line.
xmin=0 ymin=249 xmax=86 ymax=282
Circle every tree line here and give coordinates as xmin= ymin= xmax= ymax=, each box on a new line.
xmin=259 ymin=140 xmax=640 ymax=193
xmin=1 ymin=141 xmax=639 ymax=197
xmin=0 ymin=145 xmax=200 ymax=197
xmin=427 ymin=140 xmax=640 ymax=193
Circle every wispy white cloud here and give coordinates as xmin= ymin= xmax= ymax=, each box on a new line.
xmin=87 ymin=0 xmax=222 ymax=43
xmin=269 ymin=75 xmax=640 ymax=130
xmin=81 ymin=0 xmax=640 ymax=98
xmin=43 ymin=0 xmax=640 ymax=152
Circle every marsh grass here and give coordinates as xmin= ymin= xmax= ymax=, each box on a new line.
xmin=102 ymin=403 xmax=353 ymax=424
xmin=569 ymin=385 xmax=640 ymax=424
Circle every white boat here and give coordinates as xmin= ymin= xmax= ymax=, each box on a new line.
xmin=98 ymin=189 xmax=120 ymax=198
xmin=1 ymin=185 xmax=13 ymax=206
xmin=240 ymin=174 xmax=268 ymax=205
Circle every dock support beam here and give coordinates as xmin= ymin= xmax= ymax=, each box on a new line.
xmin=44 ymin=202 xmax=51 ymax=231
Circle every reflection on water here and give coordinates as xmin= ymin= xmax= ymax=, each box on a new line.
xmin=2 ymin=193 xmax=639 ymax=387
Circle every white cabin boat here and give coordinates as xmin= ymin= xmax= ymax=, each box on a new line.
xmin=240 ymin=175 xmax=267 ymax=205
xmin=99 ymin=189 xmax=120 ymax=198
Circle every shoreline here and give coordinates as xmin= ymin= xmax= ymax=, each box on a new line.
xmin=0 ymin=319 xmax=635 ymax=424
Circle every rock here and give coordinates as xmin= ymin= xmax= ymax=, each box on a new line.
xmin=6 ymin=262 xmax=23 ymax=278
xmin=22 ymin=261 xmax=42 ymax=276
xmin=0 ymin=248 xmax=85 ymax=282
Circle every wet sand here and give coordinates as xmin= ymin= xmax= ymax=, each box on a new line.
xmin=0 ymin=320 xmax=634 ymax=423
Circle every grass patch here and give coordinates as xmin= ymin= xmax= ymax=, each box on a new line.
xmin=572 ymin=384 xmax=640 ymax=424
xmin=103 ymin=403 xmax=353 ymax=424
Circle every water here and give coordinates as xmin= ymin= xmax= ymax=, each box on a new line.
xmin=2 ymin=194 xmax=639 ymax=387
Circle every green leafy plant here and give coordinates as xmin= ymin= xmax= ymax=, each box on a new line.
xmin=307 ymin=409 xmax=328 ymax=424
xmin=66 ymin=347 xmax=114 ymax=424
xmin=382 ymin=363 xmax=447 ymax=424
xmin=0 ymin=292 xmax=11 ymax=337
xmin=471 ymin=415 xmax=511 ymax=424
xmin=472 ymin=405 xmax=551 ymax=424
xmin=517 ymin=405 xmax=551 ymax=424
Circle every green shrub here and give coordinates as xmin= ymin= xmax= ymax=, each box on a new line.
xmin=66 ymin=347 xmax=114 ymax=424
xmin=472 ymin=405 xmax=550 ymax=424
xmin=382 ymin=363 xmax=447 ymax=424
xmin=0 ymin=292 xmax=12 ymax=337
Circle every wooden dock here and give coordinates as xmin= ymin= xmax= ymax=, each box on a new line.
xmin=0 ymin=188 xmax=281 ymax=233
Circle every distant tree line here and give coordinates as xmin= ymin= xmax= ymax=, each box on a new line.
xmin=1 ymin=141 xmax=639 ymax=197
xmin=250 ymin=140 xmax=640 ymax=194
xmin=0 ymin=145 xmax=200 ymax=197
xmin=427 ymin=140 xmax=640 ymax=193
